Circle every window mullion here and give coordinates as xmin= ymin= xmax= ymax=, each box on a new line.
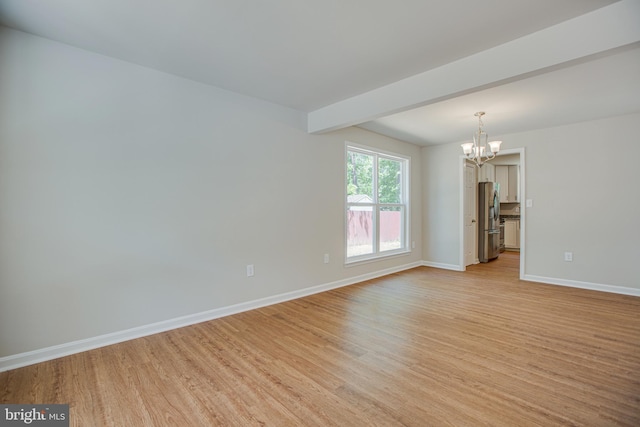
xmin=373 ymin=153 xmax=379 ymax=255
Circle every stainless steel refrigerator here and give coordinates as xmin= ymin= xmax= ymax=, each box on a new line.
xmin=478 ymin=182 xmax=500 ymax=263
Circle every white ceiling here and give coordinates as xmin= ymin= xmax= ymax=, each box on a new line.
xmin=359 ymin=45 xmax=640 ymax=145
xmin=1 ymin=0 xmax=639 ymax=146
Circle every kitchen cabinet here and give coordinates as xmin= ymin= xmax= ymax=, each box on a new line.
xmin=504 ymin=219 xmax=520 ymax=249
xmin=477 ymin=163 xmax=495 ymax=183
xmin=496 ymin=165 xmax=519 ymax=202
xmin=508 ymin=165 xmax=519 ymax=202
xmin=496 ymin=166 xmax=509 ymax=202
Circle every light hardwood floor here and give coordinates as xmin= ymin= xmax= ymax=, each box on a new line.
xmin=2 ymin=252 xmax=639 ymax=426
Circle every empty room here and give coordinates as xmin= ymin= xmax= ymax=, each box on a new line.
xmin=1 ymin=1 xmax=639 ymax=425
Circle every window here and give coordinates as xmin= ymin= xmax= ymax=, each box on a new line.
xmin=346 ymin=144 xmax=409 ymax=263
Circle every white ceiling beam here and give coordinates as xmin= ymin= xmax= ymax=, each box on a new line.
xmin=307 ymin=0 xmax=640 ymax=134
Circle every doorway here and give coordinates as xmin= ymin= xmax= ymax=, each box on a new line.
xmin=460 ymin=148 xmax=525 ymax=278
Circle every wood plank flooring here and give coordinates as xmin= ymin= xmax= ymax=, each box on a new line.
xmin=2 ymin=252 xmax=639 ymax=426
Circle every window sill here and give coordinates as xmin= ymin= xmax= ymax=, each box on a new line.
xmin=345 ymin=249 xmax=411 ymax=267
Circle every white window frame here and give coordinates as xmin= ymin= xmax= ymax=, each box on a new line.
xmin=345 ymin=142 xmax=410 ymax=265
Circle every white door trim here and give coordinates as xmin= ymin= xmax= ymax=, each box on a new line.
xmin=459 ymin=148 xmax=526 ymax=279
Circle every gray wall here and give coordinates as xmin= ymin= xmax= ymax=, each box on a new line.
xmin=2 ymin=24 xmax=637 ymax=361
xmin=422 ymin=112 xmax=640 ymax=290
xmin=0 ymin=27 xmax=422 ymax=357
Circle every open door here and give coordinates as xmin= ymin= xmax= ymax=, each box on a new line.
xmin=464 ymin=161 xmax=477 ymax=266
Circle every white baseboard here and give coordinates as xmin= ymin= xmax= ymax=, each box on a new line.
xmin=4 ymin=262 xmax=635 ymax=372
xmin=0 ymin=261 xmax=422 ymax=372
xmin=522 ymin=274 xmax=640 ymax=297
xmin=421 ymin=260 xmax=464 ymax=271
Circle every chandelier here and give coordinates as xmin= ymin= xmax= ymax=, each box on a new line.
xmin=461 ymin=112 xmax=502 ymax=167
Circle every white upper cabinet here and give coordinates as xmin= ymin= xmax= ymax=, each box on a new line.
xmin=477 ymin=163 xmax=495 ymax=183
xmin=495 ymin=165 xmax=519 ymax=203
xmin=508 ymin=165 xmax=519 ymax=202
xmin=496 ymin=165 xmax=509 ymax=202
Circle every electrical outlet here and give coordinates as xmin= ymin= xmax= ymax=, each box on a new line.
xmin=564 ymin=252 xmax=573 ymax=262
xmin=246 ymin=264 xmax=254 ymax=276
xmin=412 ymin=241 xmax=416 ymax=249
xmin=323 ymin=253 xmax=329 ymax=264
